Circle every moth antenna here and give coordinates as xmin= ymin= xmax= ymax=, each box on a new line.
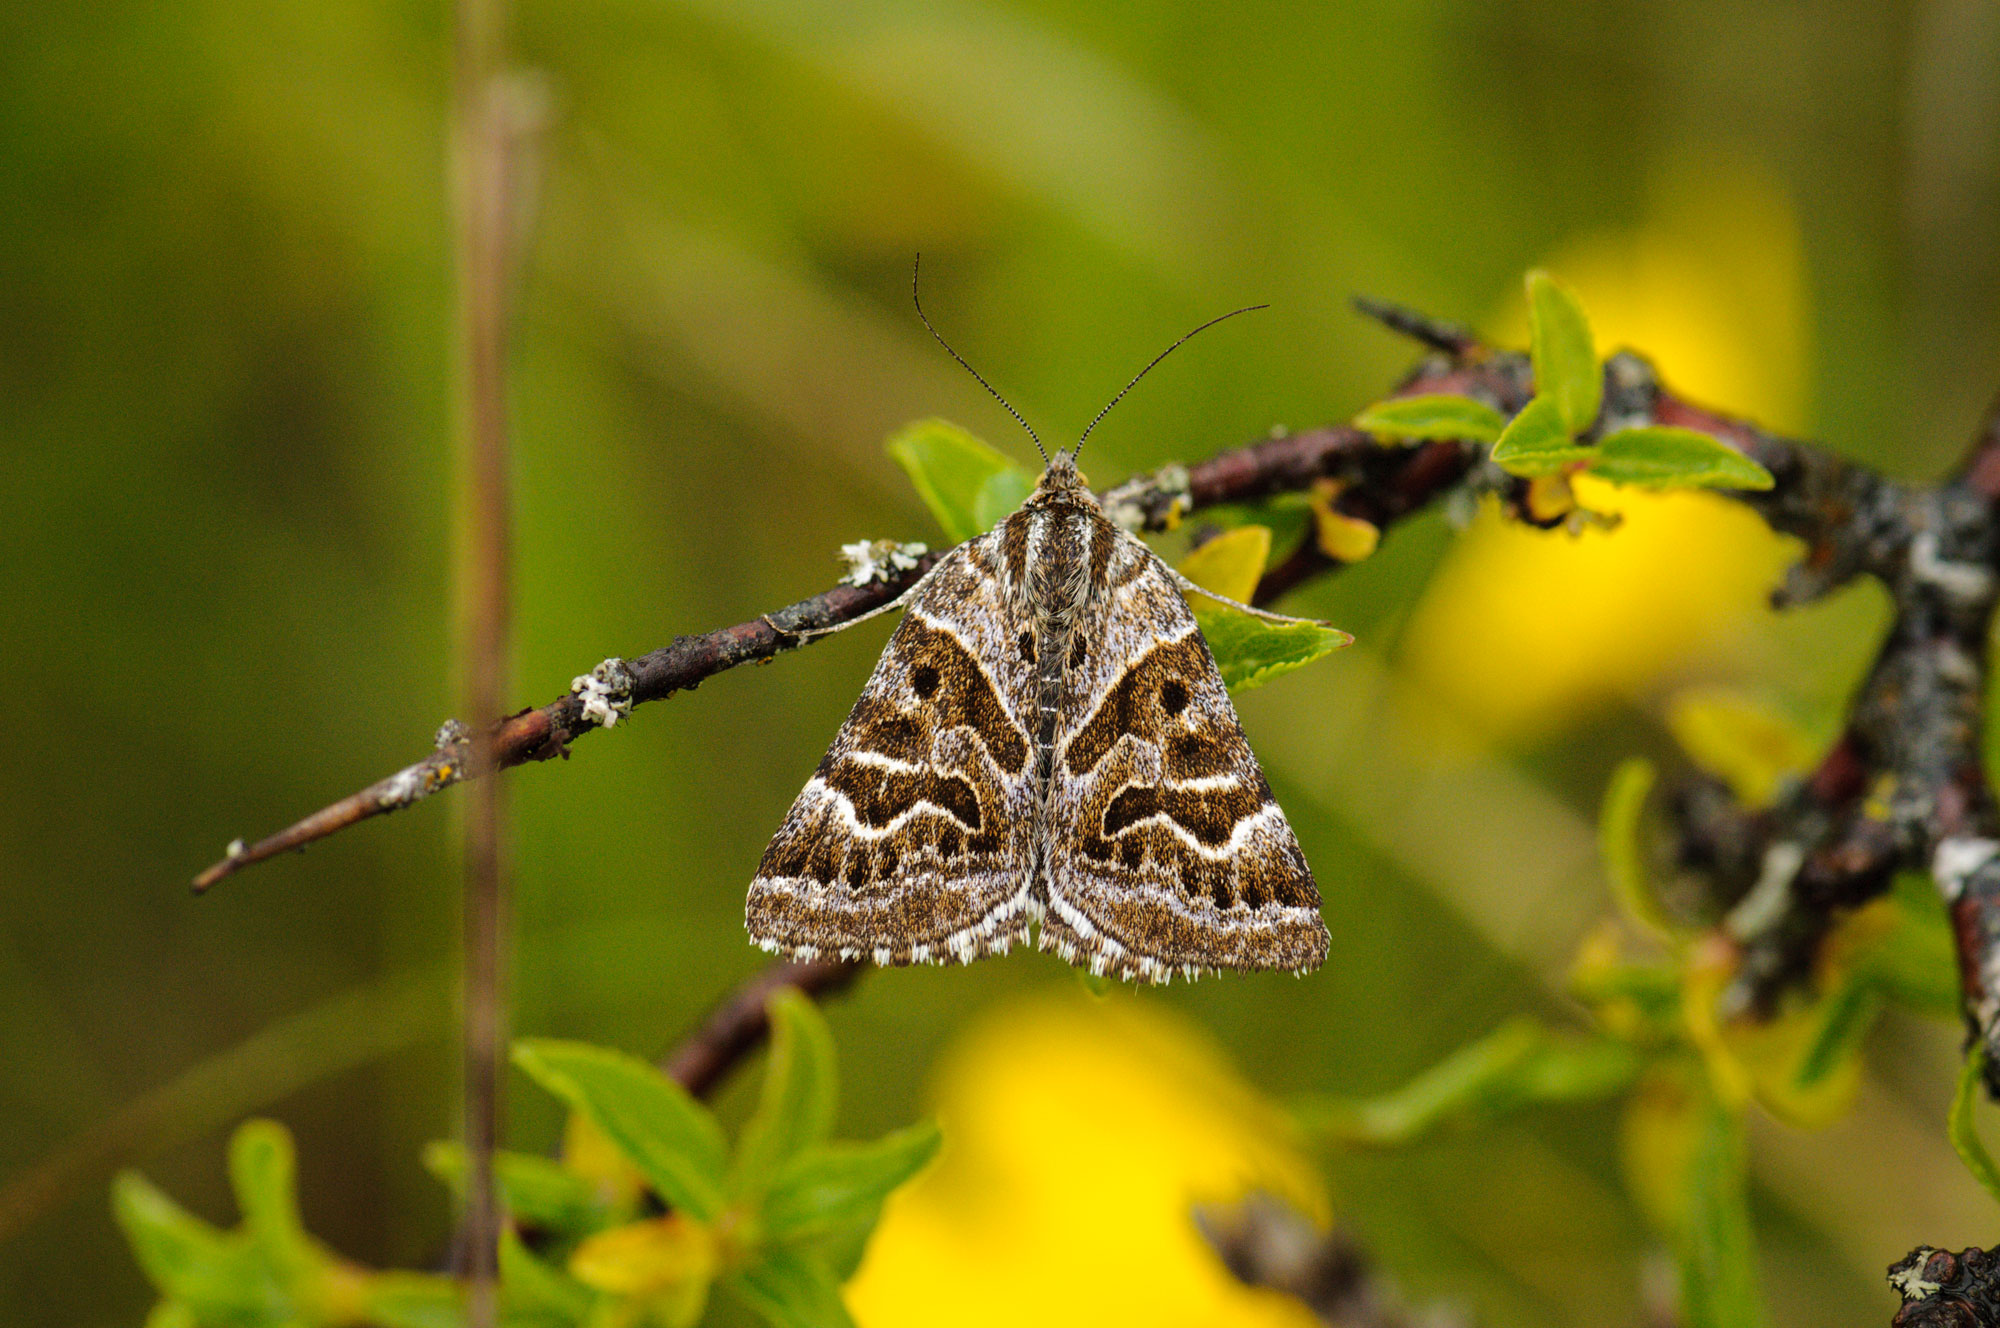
xmin=1072 ymin=303 xmax=1268 ymax=463
xmin=912 ymin=255 xmax=1047 ymax=466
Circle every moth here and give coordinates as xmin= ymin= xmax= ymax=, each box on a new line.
xmin=748 ymin=269 xmax=1333 ymax=984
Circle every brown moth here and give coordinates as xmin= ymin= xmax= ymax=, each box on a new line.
xmin=747 ymin=276 xmax=1332 ymax=984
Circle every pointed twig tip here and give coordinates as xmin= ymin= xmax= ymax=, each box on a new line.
xmin=1349 ymin=294 xmax=1476 ymax=356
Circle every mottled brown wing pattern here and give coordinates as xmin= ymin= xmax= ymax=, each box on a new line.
xmin=1039 ymin=528 xmax=1329 ymax=982
xmin=747 ymin=534 xmax=1041 ymax=965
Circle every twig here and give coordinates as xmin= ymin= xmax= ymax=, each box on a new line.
xmin=663 ymin=958 xmax=864 ymax=1096
xmin=1196 ymin=1191 xmax=1469 ymax=1328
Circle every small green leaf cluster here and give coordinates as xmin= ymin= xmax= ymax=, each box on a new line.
xmin=1291 ymin=702 xmax=1958 ymax=1328
xmin=1353 ymin=271 xmax=1775 ymax=494
xmin=116 ymin=992 xmax=940 ymax=1328
xmin=888 ymin=421 xmax=1348 ymax=692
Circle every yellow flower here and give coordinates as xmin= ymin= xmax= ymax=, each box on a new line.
xmin=846 ymin=992 xmax=1324 ymax=1328
xmin=1398 ymin=153 xmax=1809 ymax=739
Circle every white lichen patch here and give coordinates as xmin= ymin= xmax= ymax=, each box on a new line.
xmin=1933 ymin=837 xmax=2000 ymax=902
xmin=571 ymin=658 xmax=635 ymax=728
xmin=839 ymin=539 xmax=928 ymax=587
xmin=1890 ymin=1250 xmax=1944 ymax=1301
xmin=434 ymin=718 xmax=470 ymax=750
xmin=1104 ymin=463 xmax=1190 ymax=532
xmin=1910 ymin=531 xmax=1997 ymax=603
xmin=1724 ymin=841 xmax=1806 ymax=940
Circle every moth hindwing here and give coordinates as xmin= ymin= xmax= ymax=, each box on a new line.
xmin=747 ymin=453 xmax=1329 ymax=983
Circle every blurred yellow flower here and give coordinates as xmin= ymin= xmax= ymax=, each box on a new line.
xmin=1398 ymin=152 xmax=1809 ymax=739
xmin=846 ymin=992 xmax=1324 ymax=1328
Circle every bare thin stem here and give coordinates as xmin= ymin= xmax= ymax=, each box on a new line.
xmin=452 ymin=0 xmax=514 ymax=1314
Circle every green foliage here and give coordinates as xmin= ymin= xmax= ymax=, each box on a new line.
xmin=886 ymin=418 xmax=1036 ymax=543
xmin=1589 ymin=427 xmax=1775 ymax=492
xmin=1489 ymin=395 xmax=1594 ymax=477
xmin=118 ymin=997 xmax=939 ymax=1328
xmin=1352 ymin=394 xmax=1507 ymax=444
xmin=1949 ymin=1043 xmax=2000 ymax=1206
xmin=113 ymin=1120 xmax=459 ymax=1328
xmin=1526 ymin=270 xmax=1602 ymax=435
xmin=1294 ymin=1018 xmax=1640 ymax=1146
xmin=514 ymin=1041 xmax=732 ymax=1222
xmin=1481 ymin=273 xmax=1776 ymax=493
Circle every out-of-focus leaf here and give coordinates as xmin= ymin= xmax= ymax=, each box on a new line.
xmin=569 ymin=1214 xmax=718 ymax=1323
xmin=761 ymin=1123 xmax=942 ymax=1241
xmin=227 ymin=1120 xmax=316 ymax=1278
xmin=725 ymin=1245 xmax=855 ymax=1328
xmin=1178 ymin=524 xmax=1271 ymax=605
xmin=364 ymin=1273 xmax=464 ymax=1328
xmin=1620 ymin=1063 xmax=1770 ymax=1327
xmin=1950 ymin=1043 xmax=2000 ymax=1205
xmin=733 ymin=990 xmax=840 ymax=1203
xmin=1676 ymin=1087 xmax=1770 ymax=1328
xmin=1524 ymin=471 xmax=1576 ymax=522
xmin=111 ymin=1170 xmax=277 ymax=1317
xmin=1294 ymin=1019 xmax=1639 ymax=1146
xmin=1526 ymin=269 xmax=1601 ymax=434
xmin=1590 ymin=427 xmax=1775 ymax=491
xmin=1870 ymin=874 xmax=1960 ymax=1017
xmin=808 ymin=1211 xmax=885 ymax=1284
xmin=1664 ymin=692 xmax=1817 ymax=808
xmin=1569 ymin=925 xmax=1683 ymax=1039
xmin=1353 ymin=394 xmax=1506 ymax=444
xmin=1309 ymin=497 xmax=1380 ymax=564
xmin=424 ymin=1142 xmax=613 ymax=1237
xmin=501 ymin=1226 xmax=596 ymax=1324
xmin=1600 ymin=759 xmax=1675 ymax=942
xmin=514 ymin=1041 xmax=729 ymax=1222
xmin=142 ymin=1303 xmax=199 ymax=1328
xmin=972 ymin=466 xmax=1035 ymax=532
xmin=886 ymin=418 xmax=1033 ymax=543
xmin=1490 ymin=395 xmax=1593 ymax=477
xmin=1194 ymin=609 xmax=1352 ymax=693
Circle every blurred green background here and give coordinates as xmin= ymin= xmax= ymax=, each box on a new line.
xmin=4 ymin=0 xmax=1999 ymax=1322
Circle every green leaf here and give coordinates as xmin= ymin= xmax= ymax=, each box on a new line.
xmin=424 ymin=1142 xmax=614 ymax=1236
xmin=725 ymin=1246 xmax=856 ymax=1328
xmin=1589 ymin=427 xmax=1775 ymax=491
xmin=1353 ymin=393 xmax=1507 ymax=444
xmin=972 ymin=467 xmax=1034 ymax=532
xmin=111 ymin=1170 xmax=279 ymax=1319
xmin=500 ymin=1226 xmax=597 ymax=1323
xmin=1194 ymin=609 xmax=1351 ymax=693
xmin=761 ymin=1122 xmax=941 ymax=1241
xmin=1526 ymin=269 xmax=1601 ymax=434
xmin=1489 ymin=395 xmax=1593 ymax=477
xmin=365 ymin=1273 xmax=465 ymax=1328
xmin=228 ymin=1120 xmax=314 ymax=1274
xmin=1871 ymin=874 xmax=1960 ymax=1017
xmin=1292 ymin=1020 xmax=1639 ymax=1146
xmin=808 ymin=1212 xmax=886 ymax=1284
xmin=514 ymin=1040 xmax=730 ymax=1222
xmin=1950 ymin=1043 xmax=2000 ymax=1205
xmin=732 ymin=989 xmax=840 ymax=1202
xmin=1600 ymin=759 xmax=1676 ymax=942
xmin=1676 ymin=1091 xmax=1770 ymax=1328
xmin=143 ymin=1303 xmax=200 ymax=1328
xmin=886 ymin=418 xmax=1034 ymax=543
xmin=1789 ymin=973 xmax=1883 ymax=1094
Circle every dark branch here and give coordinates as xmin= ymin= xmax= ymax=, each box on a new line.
xmin=663 ymin=958 xmax=863 ymax=1097
xmin=1196 ymin=1192 xmax=1470 ymax=1328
